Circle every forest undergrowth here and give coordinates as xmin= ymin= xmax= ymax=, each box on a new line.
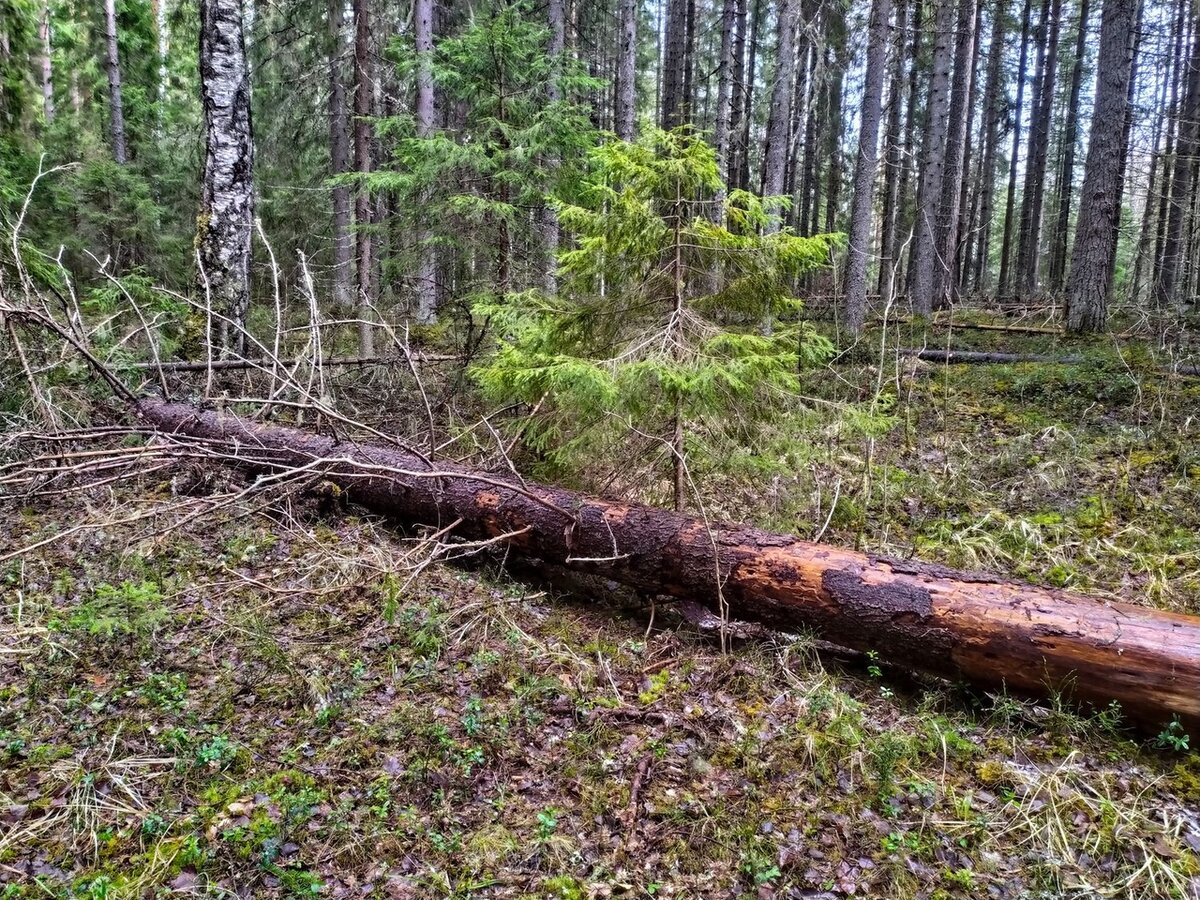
xmin=3 ymin=321 xmax=1200 ymax=899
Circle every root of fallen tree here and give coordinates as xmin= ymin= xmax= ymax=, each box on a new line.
xmin=137 ymin=398 xmax=1200 ymax=734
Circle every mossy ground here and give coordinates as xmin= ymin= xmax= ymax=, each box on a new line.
xmin=3 ymin=326 xmax=1200 ymax=898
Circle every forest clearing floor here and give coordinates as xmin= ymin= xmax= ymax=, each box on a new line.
xmin=4 ymin=324 xmax=1200 ymax=899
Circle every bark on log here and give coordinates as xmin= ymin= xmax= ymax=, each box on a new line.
xmin=138 ymin=398 xmax=1200 ymax=733
xmin=896 ymin=348 xmax=1200 ymax=376
xmin=125 ymin=354 xmax=456 ymax=373
xmin=899 ymin=348 xmax=1082 ymax=365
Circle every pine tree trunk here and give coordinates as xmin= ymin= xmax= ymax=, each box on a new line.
xmin=760 ymin=0 xmax=800 ymax=334
xmin=616 ymin=0 xmax=637 ymax=140
xmin=762 ymin=0 xmax=800 ymax=221
xmin=934 ymin=0 xmax=981 ymax=308
xmin=890 ymin=0 xmax=923 ymax=297
xmin=662 ymin=0 xmax=688 ymax=128
xmin=911 ymin=0 xmax=956 ymax=316
xmin=103 ymin=0 xmax=127 ymax=164
xmin=1105 ymin=0 xmax=1142 ymax=294
xmin=1016 ymin=0 xmax=1062 ymax=298
xmin=713 ymin=0 xmax=738 ymax=198
xmin=197 ymin=0 xmax=254 ymax=354
xmin=972 ymin=0 xmax=1007 ymax=294
xmin=1047 ymin=0 xmax=1090 ymax=291
xmin=953 ymin=0 xmax=984 ymax=299
xmin=542 ymin=0 xmax=566 ymax=294
xmin=1154 ymin=18 xmax=1200 ymax=310
xmin=1130 ymin=0 xmax=1179 ymax=306
xmin=414 ymin=0 xmax=438 ymax=325
xmin=352 ymin=0 xmax=374 ymax=354
xmin=683 ymin=0 xmax=697 ymax=122
xmin=728 ymin=0 xmax=748 ymax=185
xmin=997 ymin=0 xmax=1033 ymax=298
xmin=1065 ymin=0 xmax=1136 ymax=332
xmin=876 ymin=0 xmax=908 ymax=308
xmin=328 ymin=0 xmax=353 ymax=316
xmin=845 ymin=0 xmax=893 ymax=332
xmin=139 ymin=398 xmax=1200 ymax=737
xmin=736 ymin=0 xmax=763 ymax=190
xmin=798 ymin=40 xmax=822 ymax=236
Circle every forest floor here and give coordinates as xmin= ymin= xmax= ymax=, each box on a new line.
xmin=3 ymin=320 xmax=1200 ymax=899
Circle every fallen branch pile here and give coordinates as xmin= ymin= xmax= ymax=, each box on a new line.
xmin=138 ymin=398 xmax=1200 ymax=733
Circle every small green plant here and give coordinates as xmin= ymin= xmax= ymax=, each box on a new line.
xmin=314 ymin=704 xmax=341 ymax=729
xmin=140 ymin=813 xmax=167 ymax=837
xmin=195 ymin=735 xmax=238 ymax=770
xmin=65 ymin=580 xmax=169 ymax=640
xmin=142 ymin=672 xmax=188 ymax=710
xmin=943 ymin=867 xmax=976 ymax=890
xmin=535 ymin=808 xmax=559 ymax=841
xmin=462 ymin=696 xmax=484 ymax=737
xmin=1156 ymin=716 xmax=1191 ymax=752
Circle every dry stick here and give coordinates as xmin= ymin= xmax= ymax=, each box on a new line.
xmin=87 ymin=252 xmax=170 ymax=398
xmin=254 ymin=218 xmax=284 ymax=392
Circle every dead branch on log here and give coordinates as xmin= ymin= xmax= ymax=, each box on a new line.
xmin=137 ymin=399 xmax=1200 ymax=734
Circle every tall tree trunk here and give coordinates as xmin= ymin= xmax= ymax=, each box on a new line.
xmin=1016 ymin=0 xmax=1062 ymax=298
xmin=542 ymin=0 xmax=566 ymax=294
xmin=1065 ymin=0 xmax=1136 ymax=332
xmin=762 ymin=0 xmax=800 ymax=218
xmin=39 ymin=3 xmax=53 ymax=122
xmin=616 ymin=0 xmax=637 ymax=140
xmin=1152 ymin=4 xmax=1190 ymax=311
xmin=728 ymin=0 xmax=748 ymax=185
xmin=103 ymin=0 xmax=127 ymax=163
xmin=972 ymin=0 xmax=1007 ymax=294
xmin=352 ymin=0 xmax=374 ymax=353
xmin=414 ymin=0 xmax=438 ymax=324
xmin=1130 ymin=0 xmax=1180 ymax=307
xmin=934 ymin=0 xmax=981 ymax=308
xmin=876 ymin=0 xmax=908 ymax=308
xmin=911 ymin=0 xmax=956 ymax=316
xmin=997 ymin=0 xmax=1033 ymax=298
xmin=952 ymin=0 xmax=985 ymax=299
xmin=713 ymin=0 xmax=738 ymax=196
xmin=328 ymin=0 xmax=353 ymax=316
xmin=736 ymin=0 xmax=763 ymax=190
xmin=1154 ymin=16 xmax=1200 ymax=310
xmin=682 ymin=0 xmax=697 ymax=122
xmin=1106 ymin=0 xmax=1142 ymax=293
xmin=197 ymin=0 xmax=254 ymax=354
xmin=845 ymin=0 xmax=893 ymax=332
xmin=798 ymin=38 xmax=822 ymax=235
xmin=1047 ymin=0 xmax=1090 ymax=291
xmin=662 ymin=0 xmax=688 ymax=128
xmin=889 ymin=0 xmax=923 ymax=298
xmin=761 ymin=0 xmax=800 ymax=334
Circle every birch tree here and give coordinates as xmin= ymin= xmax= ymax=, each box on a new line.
xmin=197 ymin=0 xmax=254 ymax=353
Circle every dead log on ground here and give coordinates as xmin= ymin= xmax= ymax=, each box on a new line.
xmin=124 ymin=353 xmax=456 ymax=373
xmin=138 ymin=398 xmax=1200 ymax=733
xmin=898 ymin=348 xmax=1083 ymax=365
xmin=895 ymin=348 xmax=1200 ymax=376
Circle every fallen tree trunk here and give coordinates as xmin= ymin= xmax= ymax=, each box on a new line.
xmin=124 ymin=353 xmax=456 ymax=373
xmin=896 ymin=348 xmax=1200 ymax=376
xmin=139 ymin=398 xmax=1200 ymax=733
xmin=898 ymin=348 xmax=1083 ymax=365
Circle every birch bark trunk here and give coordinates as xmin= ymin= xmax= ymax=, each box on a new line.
xmin=197 ymin=0 xmax=255 ymax=354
